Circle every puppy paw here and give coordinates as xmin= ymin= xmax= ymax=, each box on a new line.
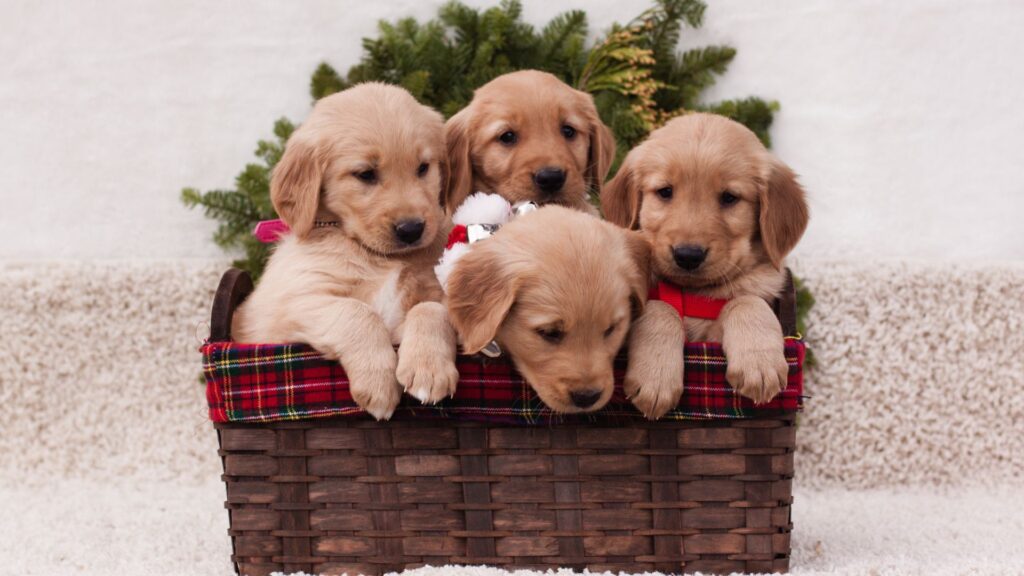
xmin=623 ymin=300 xmax=685 ymax=420
xmin=396 ymin=341 xmax=459 ymax=405
xmin=347 ymin=350 xmax=402 ymax=420
xmin=725 ymin=347 xmax=789 ymax=405
xmin=625 ymin=351 xmax=684 ymax=420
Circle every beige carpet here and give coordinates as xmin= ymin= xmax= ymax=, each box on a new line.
xmin=2 ymin=481 xmax=1021 ymax=575
xmin=790 ymin=259 xmax=1024 ymax=487
xmin=1 ymin=259 xmax=1023 ymax=574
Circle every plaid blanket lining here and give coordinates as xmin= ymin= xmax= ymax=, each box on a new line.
xmin=202 ymin=339 xmax=804 ymax=425
xmin=201 ymin=338 xmax=806 ymax=424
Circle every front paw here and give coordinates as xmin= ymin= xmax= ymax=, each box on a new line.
xmin=725 ymin=347 xmax=789 ymax=405
xmin=625 ymin=350 xmax=684 ymax=420
xmin=397 ymin=340 xmax=459 ymax=405
xmin=347 ymin=350 xmax=402 ymax=420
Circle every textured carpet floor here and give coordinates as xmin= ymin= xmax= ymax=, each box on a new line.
xmin=791 ymin=259 xmax=1024 ymax=488
xmin=1 ymin=481 xmax=1021 ymax=575
xmin=1 ymin=259 xmax=1023 ymax=574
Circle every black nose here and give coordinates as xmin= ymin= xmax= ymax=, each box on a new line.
xmin=533 ymin=167 xmax=566 ymax=194
xmin=570 ymin=389 xmax=602 ymax=409
xmin=672 ymin=244 xmax=707 ymax=271
xmin=394 ymin=219 xmax=425 ymax=245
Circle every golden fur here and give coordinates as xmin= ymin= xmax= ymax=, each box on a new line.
xmin=444 ymin=70 xmax=616 ymax=212
xmin=232 ymin=83 xmax=458 ymax=420
xmin=446 ymin=206 xmax=660 ymax=414
xmin=602 ymin=113 xmax=809 ymax=411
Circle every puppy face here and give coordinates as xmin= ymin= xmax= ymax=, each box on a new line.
xmin=445 ymin=70 xmax=615 ymax=212
xmin=271 ymin=83 xmax=447 ymax=254
xmin=601 ymin=113 xmax=808 ymax=287
xmin=447 ymin=206 xmax=649 ymax=413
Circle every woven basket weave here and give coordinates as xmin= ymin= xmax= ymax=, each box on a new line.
xmin=208 ymin=269 xmax=801 ymax=576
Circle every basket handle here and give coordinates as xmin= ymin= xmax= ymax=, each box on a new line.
xmin=774 ymin=267 xmax=798 ymax=337
xmin=209 ymin=268 xmax=254 ymax=342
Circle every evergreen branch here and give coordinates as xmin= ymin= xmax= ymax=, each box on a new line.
xmin=539 ymin=10 xmax=588 ymax=80
xmin=401 ymin=69 xmax=432 ymax=100
xmin=794 ymin=275 xmax=816 ymax=366
xmin=637 ymin=0 xmax=706 ymax=69
xmin=700 ymin=97 xmax=778 ymax=147
xmin=658 ymin=45 xmax=736 ymax=110
xmin=310 ymin=62 xmax=347 ymax=100
xmin=272 ymin=117 xmax=296 ymax=141
xmin=180 ymin=188 xmax=261 ymax=223
xmin=540 ymin=11 xmax=587 ymax=57
xmin=440 ymin=1 xmax=482 ymax=66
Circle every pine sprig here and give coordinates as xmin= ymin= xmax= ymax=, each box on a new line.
xmin=180 ymin=117 xmax=293 ymax=280
xmin=643 ymin=0 xmax=706 ymax=71
xmin=310 ymin=63 xmax=348 ymax=101
xmin=700 ymin=97 xmax=778 ymax=147
xmin=539 ymin=10 xmax=588 ymax=81
xmin=181 ymin=188 xmax=259 ymax=225
xmin=794 ymin=275 xmax=816 ymax=366
xmin=658 ymin=45 xmax=736 ymax=110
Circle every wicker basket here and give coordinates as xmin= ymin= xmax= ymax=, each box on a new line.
xmin=206 ymin=269 xmax=802 ymax=576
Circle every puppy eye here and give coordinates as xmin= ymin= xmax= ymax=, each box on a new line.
xmin=535 ymin=327 xmax=565 ymax=344
xmin=656 ymin=186 xmax=673 ymax=200
xmin=719 ymin=190 xmax=740 ymax=207
xmin=498 ymin=131 xmax=518 ymax=146
xmin=355 ymin=169 xmax=377 ymax=184
xmin=417 ymin=162 xmax=429 ymax=177
xmin=603 ymin=322 xmax=619 ymax=338
xmin=561 ymin=125 xmax=577 ymax=139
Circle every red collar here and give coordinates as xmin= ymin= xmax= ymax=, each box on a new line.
xmin=648 ymin=281 xmax=729 ymax=320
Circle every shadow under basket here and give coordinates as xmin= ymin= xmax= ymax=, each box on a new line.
xmin=202 ymin=268 xmax=806 ymax=576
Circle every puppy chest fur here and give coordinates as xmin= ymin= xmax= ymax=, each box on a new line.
xmin=370 ymin=268 xmax=404 ymax=337
xmin=233 ymin=233 xmax=443 ymax=345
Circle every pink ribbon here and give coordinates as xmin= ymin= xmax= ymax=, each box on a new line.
xmin=254 ymin=219 xmax=289 ymax=243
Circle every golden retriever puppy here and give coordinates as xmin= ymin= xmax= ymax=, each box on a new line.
xmin=444 ymin=70 xmax=616 ymax=213
xmin=446 ymin=206 xmax=654 ymax=414
xmin=232 ymin=83 xmax=458 ymax=420
xmin=602 ymin=113 xmax=809 ymax=410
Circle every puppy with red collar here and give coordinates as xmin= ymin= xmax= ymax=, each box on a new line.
xmin=602 ymin=113 xmax=809 ymax=417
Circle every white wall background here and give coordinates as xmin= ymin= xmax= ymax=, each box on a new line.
xmin=1 ymin=0 xmax=1022 ymax=262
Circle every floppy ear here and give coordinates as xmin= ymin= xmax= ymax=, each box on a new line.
xmin=437 ymin=155 xmax=451 ymax=208
xmin=600 ymin=152 xmax=642 ymax=230
xmin=759 ymin=157 xmax=809 ymax=269
xmin=443 ymin=108 xmax=474 ymax=213
xmin=586 ymin=113 xmax=616 ymax=195
xmin=446 ymin=241 xmax=519 ymax=354
xmin=621 ymin=229 xmax=652 ymax=320
xmin=271 ymin=138 xmax=324 ymax=239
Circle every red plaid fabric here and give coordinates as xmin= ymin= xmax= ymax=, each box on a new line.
xmin=202 ymin=340 xmax=804 ymax=425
